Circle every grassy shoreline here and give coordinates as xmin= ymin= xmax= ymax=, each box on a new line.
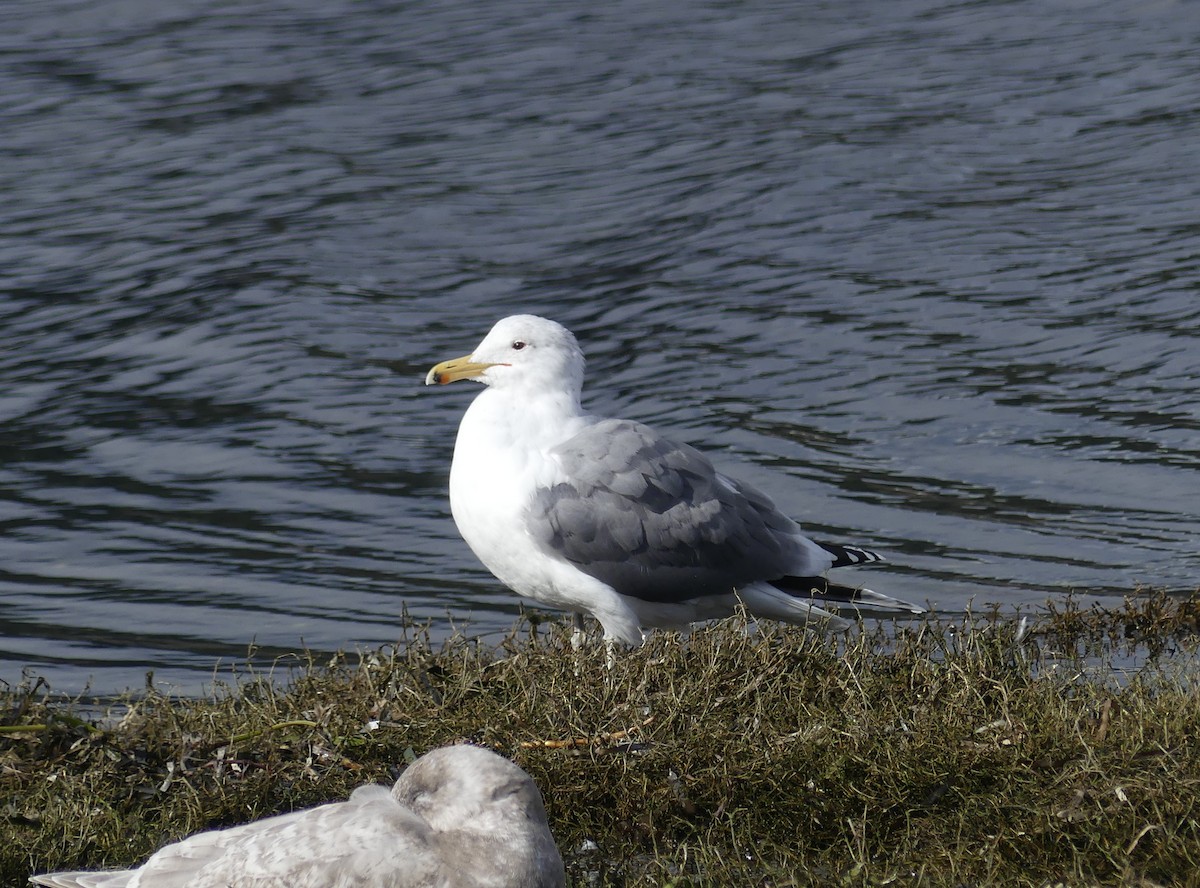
xmin=4 ymin=592 xmax=1200 ymax=886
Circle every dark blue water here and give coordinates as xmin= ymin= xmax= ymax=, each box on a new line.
xmin=2 ymin=0 xmax=1198 ymax=694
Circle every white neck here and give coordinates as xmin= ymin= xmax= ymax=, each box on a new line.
xmin=460 ymin=385 xmax=587 ymax=452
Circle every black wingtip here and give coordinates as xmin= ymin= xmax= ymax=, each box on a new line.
xmin=815 ymin=541 xmax=886 ymax=568
xmin=771 ymin=576 xmax=926 ymax=615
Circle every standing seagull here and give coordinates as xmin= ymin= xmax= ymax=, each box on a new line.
xmin=30 ymin=744 xmax=565 ymax=888
xmin=425 ymin=315 xmax=923 ymax=645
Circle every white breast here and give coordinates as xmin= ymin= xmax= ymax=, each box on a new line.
xmin=448 ymin=390 xmax=575 ymax=599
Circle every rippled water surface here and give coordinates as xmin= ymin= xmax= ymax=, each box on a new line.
xmin=2 ymin=0 xmax=1198 ymax=694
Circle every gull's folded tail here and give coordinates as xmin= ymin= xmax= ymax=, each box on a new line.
xmin=771 ymin=575 xmax=925 ymax=615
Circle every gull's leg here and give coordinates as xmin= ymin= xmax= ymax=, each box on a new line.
xmin=570 ymin=612 xmax=587 ymax=650
xmin=602 ymin=631 xmax=645 ymax=670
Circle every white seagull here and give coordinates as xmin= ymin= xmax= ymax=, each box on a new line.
xmin=30 ymin=744 xmax=565 ymax=888
xmin=425 ymin=314 xmax=923 ymax=645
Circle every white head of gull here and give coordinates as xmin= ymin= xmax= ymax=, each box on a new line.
xmin=29 ymin=744 xmax=566 ymax=888
xmin=425 ymin=314 xmax=924 ymax=646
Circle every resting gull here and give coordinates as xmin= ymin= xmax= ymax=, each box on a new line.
xmin=424 ymin=314 xmax=923 ymax=645
xmin=29 ymin=744 xmax=565 ymax=888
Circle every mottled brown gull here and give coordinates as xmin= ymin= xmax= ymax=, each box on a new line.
xmin=29 ymin=744 xmax=565 ymax=888
xmin=425 ymin=314 xmax=923 ymax=645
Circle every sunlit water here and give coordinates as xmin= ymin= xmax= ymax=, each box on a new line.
xmin=2 ymin=0 xmax=1198 ymax=694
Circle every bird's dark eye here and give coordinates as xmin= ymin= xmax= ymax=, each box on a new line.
xmin=511 ymin=340 xmax=527 ymax=350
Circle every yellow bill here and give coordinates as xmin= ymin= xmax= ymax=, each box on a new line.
xmin=425 ymin=354 xmax=503 ymax=385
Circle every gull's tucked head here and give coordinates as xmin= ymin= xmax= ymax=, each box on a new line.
xmin=425 ymin=314 xmax=585 ymax=396
xmin=391 ymin=744 xmax=564 ymax=888
xmin=392 ymin=744 xmax=551 ymax=832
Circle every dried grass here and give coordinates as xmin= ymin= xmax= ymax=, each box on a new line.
xmin=4 ymin=591 xmax=1200 ymax=886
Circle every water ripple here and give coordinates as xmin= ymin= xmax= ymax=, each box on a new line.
xmin=1 ymin=0 xmax=1198 ymax=692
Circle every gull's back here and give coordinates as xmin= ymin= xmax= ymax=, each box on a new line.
xmin=30 ymin=785 xmax=441 ymax=888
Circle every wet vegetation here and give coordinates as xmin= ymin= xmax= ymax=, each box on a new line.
xmin=4 ymin=591 xmax=1200 ymax=887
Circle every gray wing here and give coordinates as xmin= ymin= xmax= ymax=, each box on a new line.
xmin=529 ymin=418 xmax=821 ymax=602
xmin=123 ymin=787 xmax=437 ymax=888
xmin=29 ymin=874 xmax=133 ymax=888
